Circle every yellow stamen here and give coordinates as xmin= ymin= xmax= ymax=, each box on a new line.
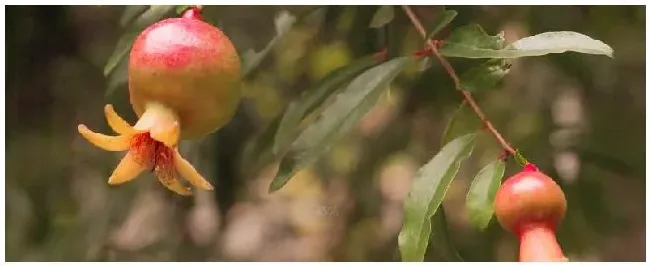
xmin=173 ymin=150 xmax=214 ymax=190
xmin=108 ymin=151 xmax=146 ymax=185
xmin=78 ymin=125 xmax=130 ymax=151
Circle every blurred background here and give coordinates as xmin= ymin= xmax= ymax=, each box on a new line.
xmin=4 ymin=5 xmax=646 ymax=262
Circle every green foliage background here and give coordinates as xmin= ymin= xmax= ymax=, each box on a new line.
xmin=5 ymin=5 xmax=646 ymax=262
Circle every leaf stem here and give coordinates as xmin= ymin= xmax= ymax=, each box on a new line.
xmin=401 ymin=6 xmax=516 ymax=157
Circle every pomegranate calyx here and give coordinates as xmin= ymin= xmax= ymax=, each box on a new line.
xmin=518 ymin=222 xmax=567 ymax=262
xmin=77 ymin=104 xmax=214 ymax=195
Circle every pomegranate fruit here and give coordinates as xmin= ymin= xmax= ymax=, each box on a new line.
xmin=494 ymin=163 xmax=568 ymax=262
xmin=129 ymin=6 xmax=241 ymax=139
xmin=77 ymin=6 xmax=241 ymax=195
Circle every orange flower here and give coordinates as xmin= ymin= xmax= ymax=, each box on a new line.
xmin=77 ymin=103 xmax=213 ymax=196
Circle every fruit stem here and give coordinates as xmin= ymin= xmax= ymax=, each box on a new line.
xmin=517 ymin=223 xmax=567 ymax=262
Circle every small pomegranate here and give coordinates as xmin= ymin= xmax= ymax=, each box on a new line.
xmin=77 ymin=6 xmax=241 ymax=195
xmin=494 ymin=163 xmax=568 ymax=262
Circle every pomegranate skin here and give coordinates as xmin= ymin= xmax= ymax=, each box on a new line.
xmin=129 ymin=15 xmax=241 ymax=140
xmin=494 ymin=167 xmax=567 ymax=234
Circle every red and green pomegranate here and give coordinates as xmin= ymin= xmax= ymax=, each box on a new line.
xmin=494 ymin=163 xmax=568 ymax=262
xmin=77 ymin=6 xmax=241 ymax=195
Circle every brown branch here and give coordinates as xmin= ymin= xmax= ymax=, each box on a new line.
xmin=401 ymin=6 xmax=516 ymax=156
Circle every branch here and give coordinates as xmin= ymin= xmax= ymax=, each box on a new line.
xmin=401 ymin=6 xmax=516 ymax=156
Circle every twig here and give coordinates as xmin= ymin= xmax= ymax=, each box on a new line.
xmin=401 ymin=6 xmax=516 ymax=156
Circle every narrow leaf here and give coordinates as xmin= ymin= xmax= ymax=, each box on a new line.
xmin=269 ymin=57 xmax=412 ymax=192
xmin=119 ymin=6 xmax=149 ymax=28
xmin=430 ymin=206 xmax=464 ymax=261
xmin=417 ymin=57 xmax=431 ymax=72
xmin=459 ymin=59 xmax=512 ymax=92
xmin=440 ymin=30 xmax=614 ymax=59
xmin=369 ymin=6 xmax=395 ymax=28
xmin=426 ymin=10 xmax=458 ymax=39
xmin=105 ymin=56 xmax=129 ymax=98
xmin=243 ymin=114 xmax=284 ymax=172
xmin=104 ymin=29 xmax=139 ymax=78
xmin=273 ymin=54 xmax=382 ymax=154
xmin=466 ymin=159 xmax=506 ymax=230
xmin=511 ymin=31 xmax=614 ymax=58
xmin=242 ymin=11 xmax=297 ymax=77
xmin=398 ymin=133 xmax=477 ymax=262
xmin=443 ymin=24 xmax=505 ymax=51
xmin=175 ymin=5 xmax=191 ymax=15
xmin=440 ymin=101 xmax=481 ymax=147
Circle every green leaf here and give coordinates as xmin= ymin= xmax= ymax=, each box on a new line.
xmin=440 ymin=101 xmax=481 ymax=147
xmin=273 ymin=54 xmax=382 ymax=154
xmin=466 ymin=159 xmax=506 ymax=230
xmin=269 ymin=57 xmax=412 ymax=192
xmin=426 ymin=9 xmax=458 ymax=39
xmin=510 ymin=31 xmax=614 ymax=58
xmin=440 ymin=30 xmax=614 ymax=59
xmin=242 ymin=115 xmax=284 ymax=174
xmin=175 ymin=5 xmax=191 ymax=15
xmin=369 ymin=6 xmax=395 ymax=28
xmin=459 ymin=59 xmax=512 ymax=92
xmin=242 ymin=11 xmax=297 ymax=77
xmin=417 ymin=57 xmax=431 ymax=72
xmin=104 ymin=5 xmax=175 ymax=96
xmin=437 ymin=25 xmax=514 ymax=92
xmin=105 ymin=56 xmax=129 ymax=98
xmin=442 ymin=24 xmax=506 ymax=51
xmin=398 ymin=133 xmax=477 ymax=262
xmin=430 ymin=206 xmax=464 ymax=261
xmin=119 ymin=6 xmax=149 ymax=28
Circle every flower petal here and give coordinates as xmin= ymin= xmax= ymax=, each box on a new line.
xmin=78 ymin=124 xmax=130 ymax=151
xmin=104 ymin=104 xmax=134 ymax=135
xmin=150 ymin=121 xmax=180 ymax=148
xmin=173 ymin=150 xmax=214 ymax=190
xmin=155 ymin=168 xmax=193 ymax=196
xmin=108 ymin=151 xmax=145 ymax=185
